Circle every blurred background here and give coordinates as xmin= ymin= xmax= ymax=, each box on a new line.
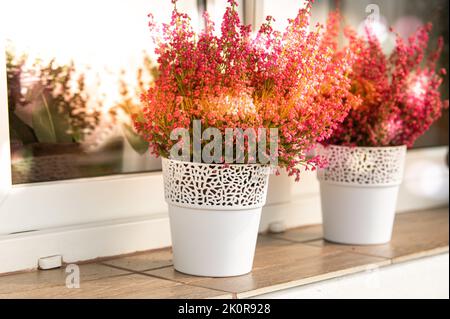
xmin=3 ymin=0 xmax=448 ymax=184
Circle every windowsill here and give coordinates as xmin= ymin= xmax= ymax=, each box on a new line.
xmin=0 ymin=207 xmax=448 ymax=299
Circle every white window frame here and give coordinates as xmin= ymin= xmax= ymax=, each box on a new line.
xmin=0 ymin=1 xmax=183 ymax=273
xmin=0 ymin=0 xmax=448 ymax=274
xmin=0 ymin=0 xmax=245 ymax=236
xmin=0 ymin=35 xmax=168 ymax=235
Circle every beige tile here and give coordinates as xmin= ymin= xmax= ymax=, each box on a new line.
xmin=306 ymin=208 xmax=449 ymax=262
xmin=146 ymin=239 xmax=389 ymax=297
xmin=101 ymin=248 xmax=173 ymax=272
xmin=268 ymin=224 xmax=323 ymax=243
xmin=0 ymin=263 xmax=128 ymax=295
xmin=100 ymin=235 xmax=288 ymax=274
xmin=0 ymin=274 xmax=232 ymax=299
xmin=1 ymin=208 xmax=446 ymax=299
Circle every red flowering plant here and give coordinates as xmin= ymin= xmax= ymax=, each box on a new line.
xmin=324 ymin=10 xmax=449 ymax=147
xmin=135 ymin=0 xmax=355 ymax=180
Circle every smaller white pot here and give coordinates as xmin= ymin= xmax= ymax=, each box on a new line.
xmin=162 ymin=158 xmax=270 ymax=277
xmin=318 ymin=145 xmax=407 ymax=245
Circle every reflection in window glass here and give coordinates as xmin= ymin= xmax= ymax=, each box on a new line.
xmin=206 ymin=0 xmax=244 ymax=29
xmin=5 ymin=0 xmax=199 ymax=184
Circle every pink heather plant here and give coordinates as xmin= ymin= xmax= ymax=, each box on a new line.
xmin=325 ymin=10 xmax=449 ymax=147
xmin=135 ymin=0 xmax=355 ymax=181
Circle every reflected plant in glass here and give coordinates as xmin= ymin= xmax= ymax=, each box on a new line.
xmin=110 ymin=53 xmax=158 ymax=156
xmin=6 ymin=45 xmax=103 ymax=183
xmin=7 ymin=46 xmax=100 ymax=146
xmin=4 ymin=0 xmax=195 ymax=184
xmin=7 ymin=44 xmax=162 ymax=184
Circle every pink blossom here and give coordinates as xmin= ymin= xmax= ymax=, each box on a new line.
xmin=135 ymin=1 xmax=355 ymax=181
xmin=324 ymin=11 xmax=448 ymax=147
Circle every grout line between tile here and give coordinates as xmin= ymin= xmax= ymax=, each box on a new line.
xmin=99 ymin=262 xmax=172 ymax=276
xmin=270 ymin=236 xmax=325 ymax=245
xmin=100 ymin=244 xmax=448 ymax=299
xmin=298 ymin=241 xmax=399 ymax=260
xmin=101 ymin=263 xmax=234 ymax=298
xmin=100 ymin=261 xmax=173 ymax=273
xmin=260 ymin=232 xmax=326 ymax=246
xmin=391 ymin=246 xmax=449 ymax=264
xmin=300 ymin=241 xmax=449 ymax=265
xmin=237 ymin=259 xmax=392 ymax=299
xmin=0 ymin=267 xmax=134 ymax=299
xmin=2 ymin=209 xmax=446 ymax=298
xmin=137 ymin=270 xmax=236 ymax=298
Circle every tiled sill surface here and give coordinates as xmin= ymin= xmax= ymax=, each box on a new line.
xmin=0 ymin=207 xmax=448 ymax=299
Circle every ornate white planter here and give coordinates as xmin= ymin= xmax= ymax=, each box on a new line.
xmin=317 ymin=145 xmax=407 ymax=245
xmin=162 ymin=158 xmax=270 ymax=277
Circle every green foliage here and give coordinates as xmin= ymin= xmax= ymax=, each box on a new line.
xmin=111 ymin=52 xmax=157 ymax=155
xmin=6 ymin=45 xmax=100 ymax=145
xmin=122 ymin=123 xmax=148 ymax=155
xmin=31 ymin=87 xmax=72 ymax=143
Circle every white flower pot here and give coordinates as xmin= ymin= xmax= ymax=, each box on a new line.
xmin=162 ymin=158 xmax=270 ymax=277
xmin=317 ymin=145 xmax=407 ymax=245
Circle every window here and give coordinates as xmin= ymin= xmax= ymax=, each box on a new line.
xmin=0 ymin=0 xmax=447 ymax=273
xmin=3 ymin=0 xmax=199 ymax=184
xmin=0 ymin=0 xmax=200 ymax=235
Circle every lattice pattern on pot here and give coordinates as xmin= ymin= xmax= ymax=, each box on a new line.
xmin=162 ymin=158 xmax=270 ymax=209
xmin=317 ymin=145 xmax=407 ymax=186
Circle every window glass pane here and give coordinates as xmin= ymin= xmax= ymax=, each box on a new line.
xmin=339 ymin=0 xmax=449 ymax=148
xmin=249 ymin=0 xmax=330 ymax=31
xmin=248 ymin=0 xmax=448 ymax=149
xmin=206 ymin=0 xmax=243 ymax=27
xmin=5 ymin=0 xmax=199 ymax=184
